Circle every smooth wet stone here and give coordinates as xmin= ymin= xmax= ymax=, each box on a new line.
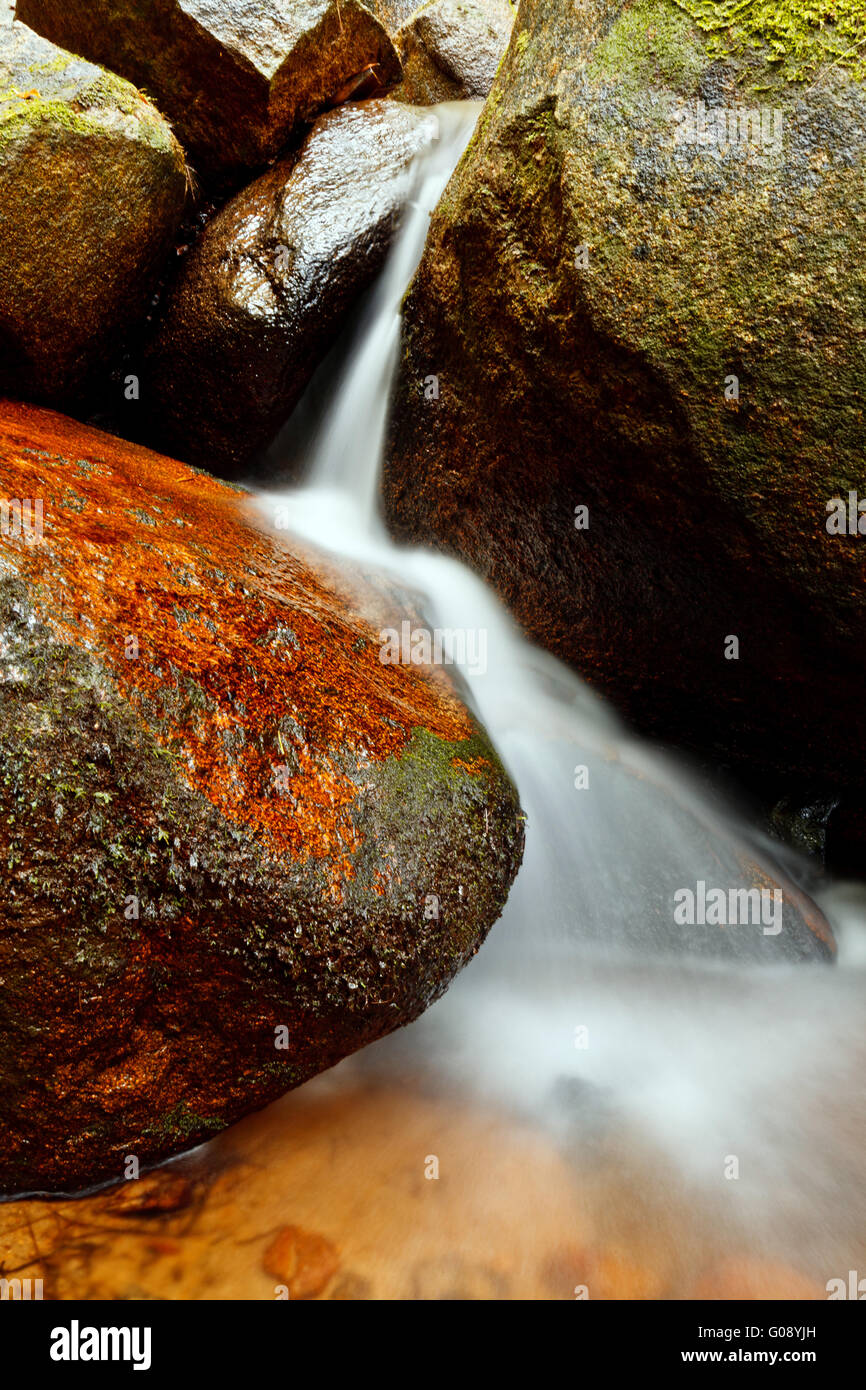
xmin=0 ymin=22 xmax=186 ymax=401
xmin=15 ymin=0 xmax=403 ymax=181
xmin=394 ymin=0 xmax=514 ymax=103
xmin=383 ymin=0 xmax=866 ymax=790
xmin=144 ymin=98 xmax=440 ymax=476
xmin=367 ymin=0 xmax=424 ymax=35
xmin=0 ymin=399 xmax=523 ymax=1195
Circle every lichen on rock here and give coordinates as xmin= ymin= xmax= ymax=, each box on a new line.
xmin=0 ymin=399 xmax=523 ymax=1195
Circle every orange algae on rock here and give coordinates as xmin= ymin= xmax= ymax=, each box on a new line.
xmin=0 ymin=398 xmax=473 ymax=863
xmin=0 ymin=399 xmax=524 ymax=1195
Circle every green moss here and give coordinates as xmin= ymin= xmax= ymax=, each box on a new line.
xmin=372 ymin=725 xmax=501 ymax=804
xmin=590 ymin=0 xmax=710 ymax=94
xmin=0 ymin=64 xmax=176 ymax=158
xmin=85 ymin=69 xmax=146 ymax=118
xmin=0 ymin=96 xmax=106 ymax=143
xmin=673 ymin=0 xmax=866 ymax=81
xmin=142 ymin=1101 xmax=221 ymax=1144
xmin=27 ymin=54 xmax=75 ymax=76
xmin=260 ymin=1059 xmax=302 ymax=1084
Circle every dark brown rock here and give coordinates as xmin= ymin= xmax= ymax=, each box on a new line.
xmin=15 ymin=0 xmax=403 ymax=181
xmin=0 ymin=22 xmax=186 ymax=402
xmin=145 ymin=98 xmax=440 ymax=476
xmin=0 ymin=399 xmax=523 ymax=1195
xmin=383 ymin=0 xmax=866 ymax=790
xmin=394 ymin=0 xmax=514 ymax=104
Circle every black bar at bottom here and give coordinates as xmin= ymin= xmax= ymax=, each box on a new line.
xmin=0 ymin=1297 xmax=858 ymax=1375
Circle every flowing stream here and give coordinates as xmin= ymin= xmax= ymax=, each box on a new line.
xmin=254 ymin=102 xmax=866 ymax=1294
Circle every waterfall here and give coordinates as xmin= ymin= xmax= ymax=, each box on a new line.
xmin=255 ymin=103 xmax=866 ymax=1271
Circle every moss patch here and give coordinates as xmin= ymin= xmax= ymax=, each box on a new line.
xmin=590 ymin=0 xmax=710 ymax=94
xmin=143 ymin=1101 xmax=222 ymax=1145
xmin=673 ymin=0 xmax=866 ymax=81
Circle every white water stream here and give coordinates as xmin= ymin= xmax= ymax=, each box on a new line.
xmin=254 ymin=104 xmax=866 ymax=1285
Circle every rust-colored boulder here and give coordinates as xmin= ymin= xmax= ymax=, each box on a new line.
xmin=15 ymin=0 xmax=403 ymax=182
xmin=144 ymin=99 xmax=440 ymax=476
xmin=0 ymin=399 xmax=523 ymax=1195
xmin=0 ymin=22 xmax=186 ymax=402
xmin=394 ymin=0 xmax=514 ymax=104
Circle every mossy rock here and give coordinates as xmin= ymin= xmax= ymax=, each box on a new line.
xmin=0 ymin=21 xmax=186 ymax=402
xmin=384 ymin=0 xmax=866 ymax=787
xmin=0 ymin=400 xmax=523 ymax=1194
xmin=16 ymin=0 xmax=403 ymax=183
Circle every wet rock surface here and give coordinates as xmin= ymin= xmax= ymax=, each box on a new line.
xmin=15 ymin=0 xmax=403 ymax=182
xmin=368 ymin=0 xmax=424 ymax=35
xmin=145 ymin=98 xmax=440 ymax=476
xmin=0 ymin=21 xmax=186 ymax=402
xmin=0 ymin=399 xmax=523 ymax=1194
xmin=394 ymin=0 xmax=514 ymax=104
xmin=383 ymin=0 xmax=866 ymax=788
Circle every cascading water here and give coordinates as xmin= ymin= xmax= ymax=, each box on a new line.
xmin=251 ymin=103 xmax=866 ymax=1293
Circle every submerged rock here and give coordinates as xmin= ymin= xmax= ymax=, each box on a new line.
xmin=0 ymin=22 xmax=186 ymax=402
xmin=263 ymin=1225 xmax=340 ymax=1300
xmin=16 ymin=0 xmax=402 ymax=181
xmin=0 ymin=399 xmax=523 ymax=1195
xmin=394 ymin=0 xmax=514 ymax=104
xmin=384 ymin=0 xmax=866 ymax=788
xmin=145 ymin=98 xmax=440 ymax=476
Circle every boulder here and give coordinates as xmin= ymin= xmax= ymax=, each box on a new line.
xmin=145 ymin=98 xmax=440 ymax=476
xmin=383 ymin=0 xmax=866 ymax=789
xmin=0 ymin=22 xmax=186 ymax=402
xmin=394 ymin=0 xmax=514 ymax=104
xmin=367 ymin=0 xmax=424 ymax=36
xmin=15 ymin=0 xmax=403 ymax=182
xmin=0 ymin=398 xmax=523 ymax=1195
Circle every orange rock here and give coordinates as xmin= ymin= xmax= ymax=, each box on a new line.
xmin=0 ymin=400 xmax=524 ymax=1196
xmin=0 ymin=399 xmax=474 ymax=863
xmin=263 ymin=1226 xmax=340 ymax=1301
